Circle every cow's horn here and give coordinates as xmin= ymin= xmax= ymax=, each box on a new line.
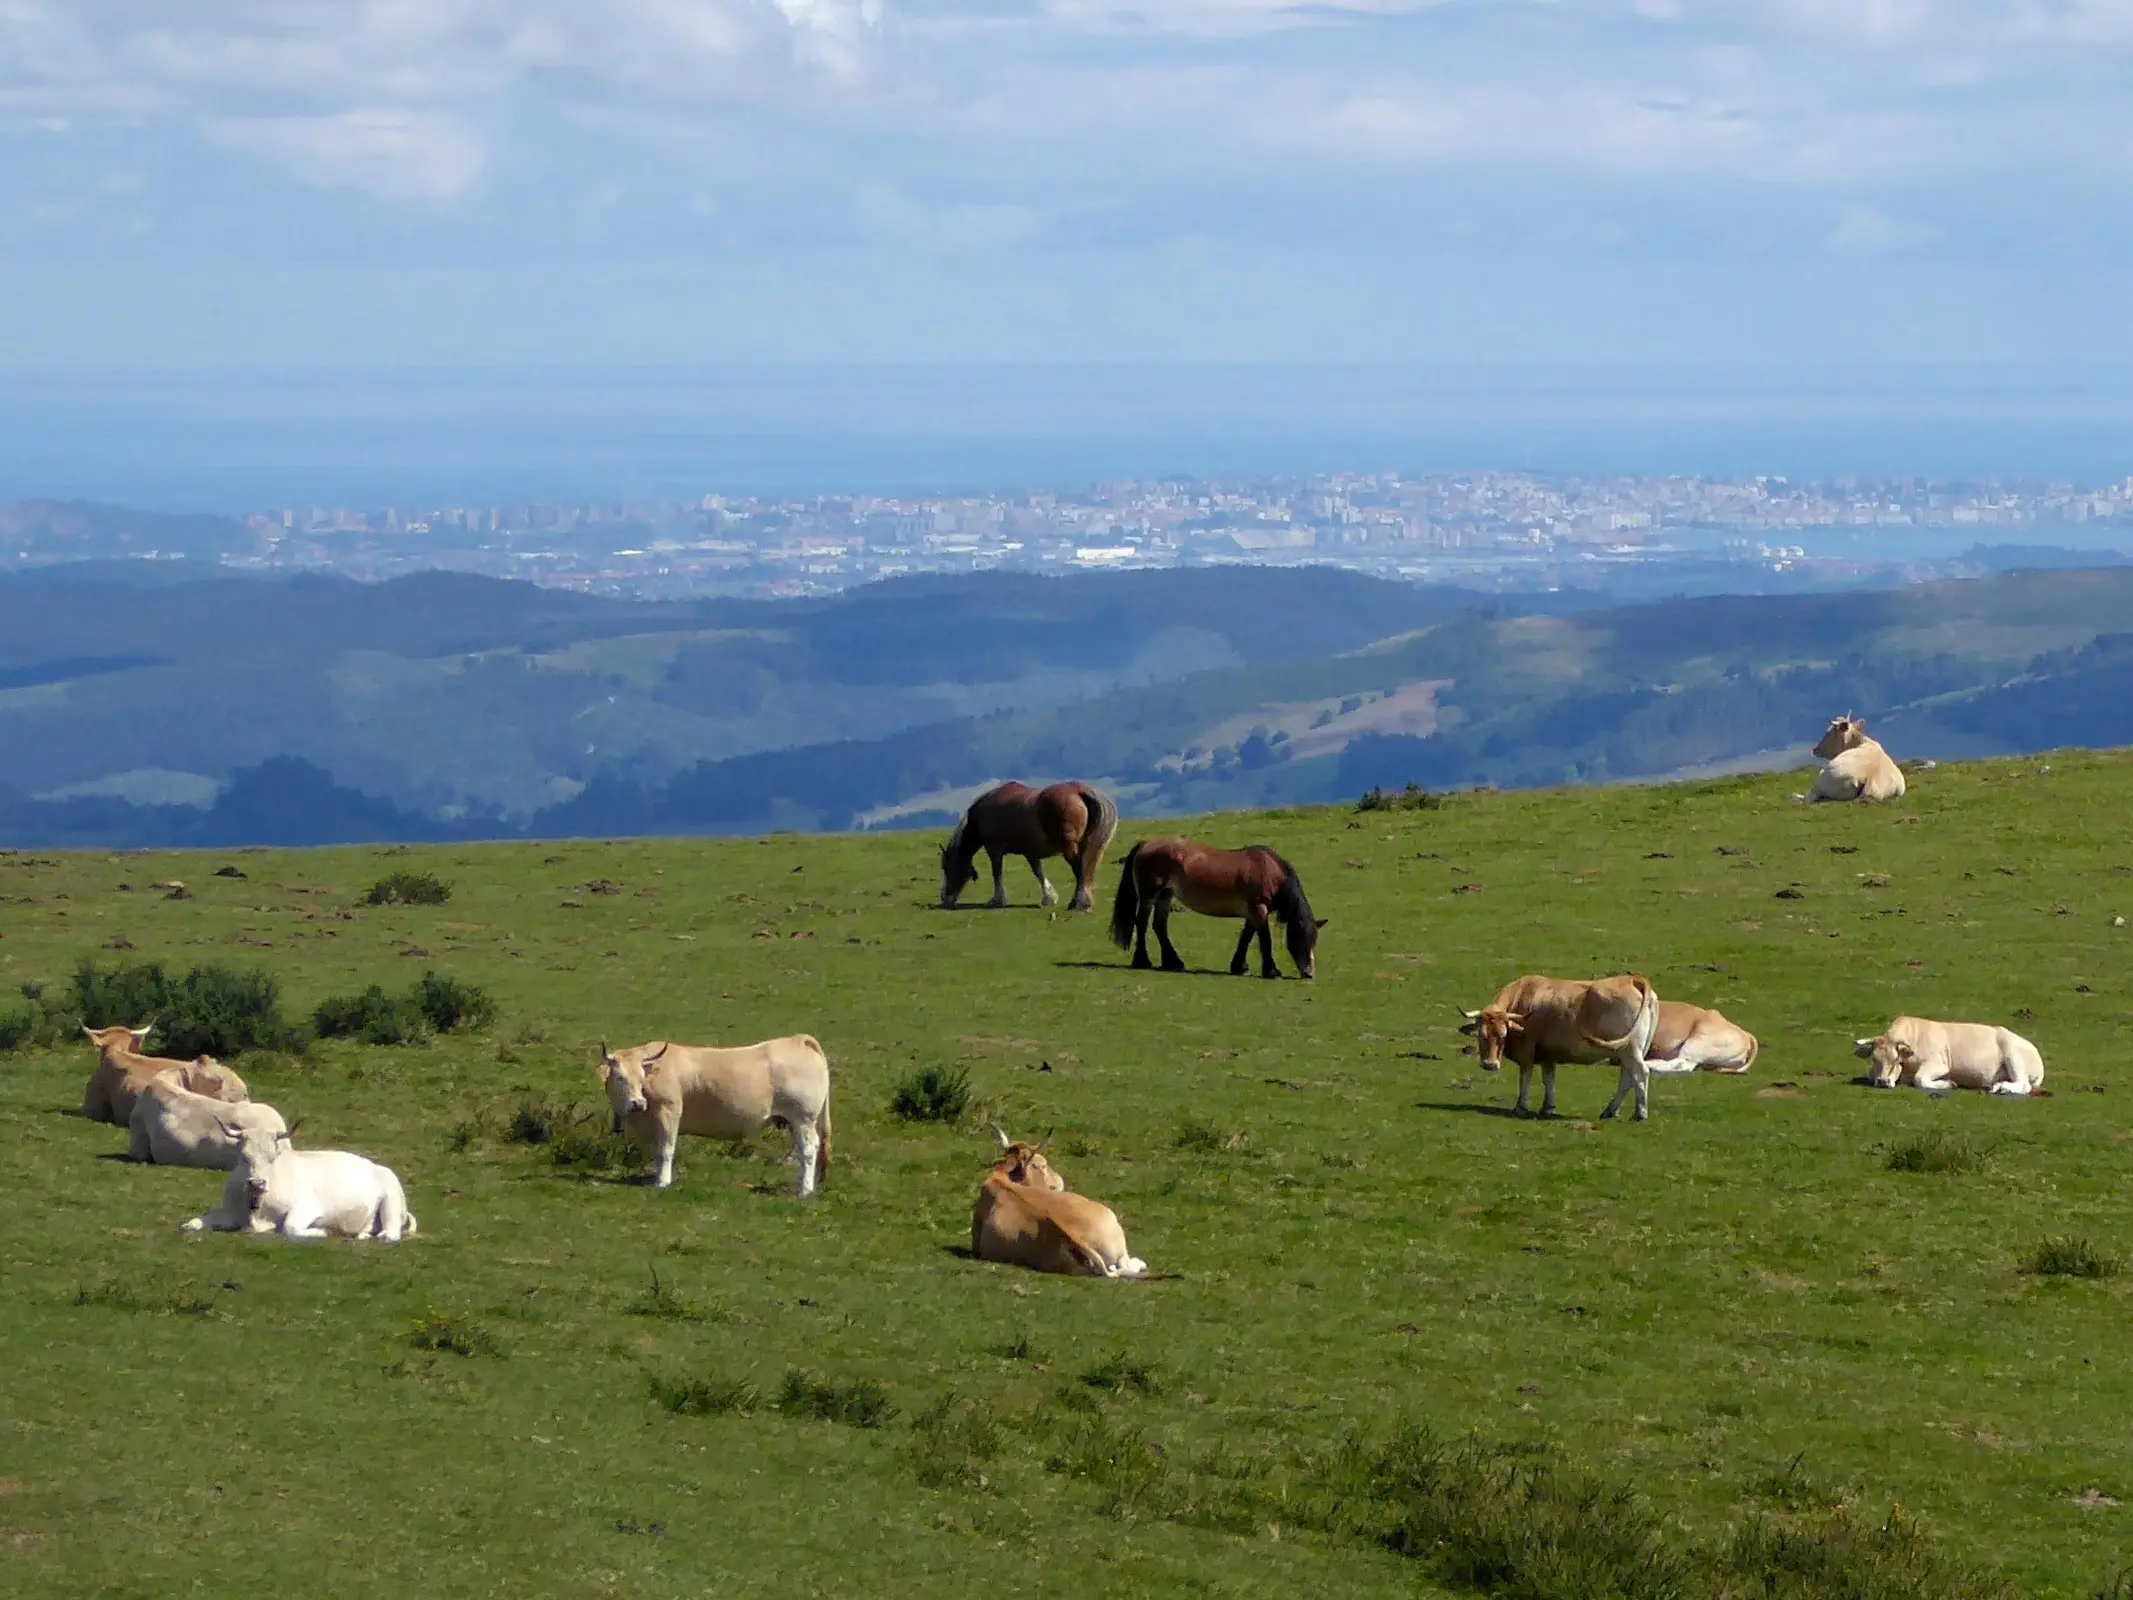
xmin=993 ymin=1125 xmax=1012 ymax=1152
xmin=599 ymin=1037 xmax=608 ymax=1058
xmin=1456 ymin=1006 xmax=1480 ymax=1021
xmin=645 ymin=1042 xmax=669 ymax=1063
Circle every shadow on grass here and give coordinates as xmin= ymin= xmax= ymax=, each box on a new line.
xmin=1411 ymin=1100 xmax=1556 ymax=1121
xmin=1050 ymin=961 xmax=1261 ymax=980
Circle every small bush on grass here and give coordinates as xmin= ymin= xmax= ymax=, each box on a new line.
xmin=1173 ymin=1119 xmax=1252 ymax=1155
xmin=903 ymin=1394 xmax=1007 ymax=1491
xmin=504 ymin=1093 xmax=645 ymax=1173
xmin=362 ymin=871 xmax=451 ymax=906
xmin=775 ymin=1370 xmax=895 ymax=1429
xmin=57 ymin=957 xmax=307 ymax=1058
xmin=314 ymin=985 xmax=430 ymax=1046
xmin=650 ymin=1373 xmax=761 ymax=1417
xmin=890 ymin=1065 xmax=971 ymax=1124
xmin=1079 ymin=1351 xmax=1161 ymax=1396
xmin=1710 ymin=1503 xmax=2023 ymax=1600
xmin=414 ymin=970 xmax=496 ymax=1033
xmin=0 ymin=1003 xmax=36 ymax=1052
xmin=408 ymin=1309 xmax=502 ymax=1358
xmin=1884 ymin=1129 xmax=1991 ymax=1175
xmin=2022 ymin=1236 xmax=2122 ymax=1279
xmin=1358 ymin=783 xmax=1443 ymax=813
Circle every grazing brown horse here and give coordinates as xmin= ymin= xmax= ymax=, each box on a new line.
xmin=1108 ymin=838 xmax=1326 ymax=979
xmin=940 ymin=781 xmax=1119 ymax=911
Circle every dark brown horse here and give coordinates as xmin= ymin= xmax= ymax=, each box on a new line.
xmin=940 ymin=781 xmax=1119 ymax=911
xmin=1108 ymin=838 xmax=1326 ymax=979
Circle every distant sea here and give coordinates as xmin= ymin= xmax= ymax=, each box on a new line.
xmin=3 ymin=364 xmax=2131 ymax=514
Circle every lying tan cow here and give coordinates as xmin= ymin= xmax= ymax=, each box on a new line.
xmin=1855 ymin=1016 xmax=2045 ymax=1095
xmin=1642 ymin=1001 xmax=1758 ymax=1076
xmin=80 ymin=1024 xmax=249 ymax=1125
xmin=971 ymin=1130 xmax=1146 ymax=1278
xmin=129 ymin=1074 xmax=289 ymax=1168
xmin=599 ymin=1035 xmax=832 ymax=1195
xmin=1458 ymin=973 xmax=1661 ymax=1121
xmin=1803 ymin=714 xmax=1905 ymax=804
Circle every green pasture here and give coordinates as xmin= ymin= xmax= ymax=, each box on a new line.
xmin=3 ymin=752 xmax=2132 ymax=1597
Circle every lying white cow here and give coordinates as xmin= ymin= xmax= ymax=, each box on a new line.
xmin=599 ymin=1035 xmax=833 ymax=1196
xmin=1642 ymin=1001 xmax=1759 ymax=1076
xmin=1802 ymin=714 xmax=1906 ymax=804
xmin=1854 ymin=1016 xmax=2045 ymax=1095
xmin=182 ymin=1124 xmax=416 ymax=1240
xmin=129 ymin=1073 xmax=290 ymax=1169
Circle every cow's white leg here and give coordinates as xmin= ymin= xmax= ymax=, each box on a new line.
xmin=651 ymin=1117 xmax=680 ymax=1188
xmin=1601 ymin=1057 xmax=1649 ymax=1120
xmin=1031 ymin=857 xmax=1057 ymax=908
xmin=1631 ymin=1057 xmax=1651 ymax=1120
xmin=1515 ymin=1062 xmax=1534 ymax=1116
xmin=988 ymin=851 xmax=1008 ymax=909
xmin=1644 ymin=1051 xmax=1698 ymax=1076
xmin=1540 ymin=1064 xmax=1558 ymax=1117
xmin=182 ymin=1207 xmax=242 ymax=1234
xmin=1910 ymin=1062 xmax=1952 ymax=1093
xmin=792 ymin=1119 xmax=821 ymax=1198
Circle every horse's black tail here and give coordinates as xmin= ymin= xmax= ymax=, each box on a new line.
xmin=1108 ymin=842 xmax=1144 ymax=950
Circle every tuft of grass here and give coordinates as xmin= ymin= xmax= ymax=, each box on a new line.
xmin=362 ymin=871 xmax=452 ymax=906
xmin=775 ymin=1370 xmax=896 ymax=1429
xmin=2022 ymin=1236 xmax=2123 ymax=1279
xmin=902 ymin=1393 xmax=1006 ymax=1491
xmin=1079 ymin=1351 xmax=1161 ymax=1396
xmin=997 ymin=1332 xmax=1046 ymax=1364
xmin=1712 ymin=1502 xmax=2024 ymax=1600
xmin=626 ymin=1268 xmax=709 ymax=1321
xmin=407 ymin=1308 xmax=502 ymax=1358
xmin=1043 ymin=1412 xmax=1171 ymax=1518
xmin=649 ymin=1373 xmax=761 ymax=1417
xmin=1173 ymin=1119 xmax=1252 ymax=1155
xmin=889 ymin=1064 xmax=971 ymax=1124
xmin=1883 ymin=1129 xmax=1992 ymax=1175
xmin=73 ymin=1279 xmax=218 ymax=1318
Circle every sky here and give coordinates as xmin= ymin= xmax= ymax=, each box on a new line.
xmin=4 ymin=1 xmax=2133 ymax=372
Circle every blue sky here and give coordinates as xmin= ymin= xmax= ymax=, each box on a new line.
xmin=3 ymin=1 xmax=2132 ymax=369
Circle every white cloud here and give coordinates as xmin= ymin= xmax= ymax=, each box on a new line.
xmin=210 ymin=110 xmax=488 ymax=201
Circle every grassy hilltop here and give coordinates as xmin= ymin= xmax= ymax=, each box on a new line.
xmin=2 ymin=752 xmax=2131 ymax=1597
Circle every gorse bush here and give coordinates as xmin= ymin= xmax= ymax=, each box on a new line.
xmin=362 ymin=871 xmax=451 ymax=906
xmin=314 ymin=985 xmax=430 ymax=1047
xmin=0 ymin=1003 xmax=36 ymax=1052
xmin=31 ymin=957 xmax=309 ymax=1058
xmin=1357 ymin=782 xmax=1443 ymax=812
xmin=889 ymin=1064 xmax=971 ymax=1124
xmin=503 ymin=1093 xmax=644 ymax=1172
xmin=413 ymin=970 xmax=496 ymax=1033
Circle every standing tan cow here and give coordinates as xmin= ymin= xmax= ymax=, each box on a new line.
xmin=1457 ymin=974 xmax=1662 ymax=1121
xmin=970 ymin=1130 xmax=1147 ymax=1278
xmin=80 ymin=1025 xmax=248 ymax=1125
xmin=1643 ymin=1001 xmax=1758 ymax=1075
xmin=1854 ymin=1017 xmax=2045 ymax=1095
xmin=1804 ymin=714 xmax=1906 ymax=804
xmin=598 ymin=1036 xmax=832 ymax=1196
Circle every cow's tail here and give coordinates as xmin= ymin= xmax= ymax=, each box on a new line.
xmin=1740 ymin=1032 xmax=1760 ymax=1074
xmin=1580 ymin=976 xmax=1658 ymax=1054
xmin=1108 ymin=842 xmax=1144 ymax=951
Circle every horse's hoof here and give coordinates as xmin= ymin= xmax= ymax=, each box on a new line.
xmin=1131 ymin=957 xmax=1153 ymax=971
xmin=1162 ymin=960 xmax=1187 ymax=974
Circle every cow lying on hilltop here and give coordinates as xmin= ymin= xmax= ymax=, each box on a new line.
xmin=1642 ymin=1001 xmax=1758 ymax=1076
xmin=129 ymin=1074 xmax=289 ymax=1169
xmin=599 ymin=1035 xmax=833 ymax=1196
xmin=1855 ymin=1017 xmax=2045 ymax=1095
xmin=81 ymin=1024 xmax=248 ymax=1125
xmin=183 ymin=1124 xmax=416 ymax=1241
xmin=1458 ymin=973 xmax=1662 ymax=1121
xmin=972 ymin=1130 xmax=1147 ymax=1278
xmin=1803 ymin=714 xmax=1906 ymax=804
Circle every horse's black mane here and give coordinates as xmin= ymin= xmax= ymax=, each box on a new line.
xmin=1256 ymin=847 xmax=1315 ymax=927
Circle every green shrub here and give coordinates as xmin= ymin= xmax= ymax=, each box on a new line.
xmin=903 ymin=1394 xmax=1006 ymax=1491
xmin=505 ymin=1093 xmax=644 ymax=1173
xmin=362 ymin=871 xmax=452 ymax=907
xmin=1711 ymin=1503 xmax=2023 ymax=1599
xmin=889 ymin=1064 xmax=971 ymax=1124
xmin=0 ymin=1004 xmax=36 ymax=1052
xmin=1358 ymin=783 xmax=1443 ymax=812
xmin=775 ymin=1370 xmax=895 ymax=1429
xmin=314 ymin=985 xmax=429 ymax=1046
xmin=1079 ymin=1351 xmax=1161 ymax=1395
xmin=408 ymin=1309 xmax=502 ymax=1357
xmin=649 ymin=1373 xmax=760 ymax=1417
xmin=2022 ymin=1236 xmax=2122 ymax=1279
xmin=413 ymin=970 xmax=496 ymax=1033
xmin=62 ymin=957 xmax=306 ymax=1058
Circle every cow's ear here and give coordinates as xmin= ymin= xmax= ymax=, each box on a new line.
xmin=1457 ymin=1019 xmax=1479 ymax=1036
xmin=1313 ymin=917 xmax=1330 ymax=932
xmin=1895 ymin=1041 xmax=1917 ymax=1061
xmin=1853 ymin=1039 xmax=1876 ymax=1057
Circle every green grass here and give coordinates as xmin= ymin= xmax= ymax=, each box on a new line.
xmin=3 ymin=748 xmax=2133 ymax=1596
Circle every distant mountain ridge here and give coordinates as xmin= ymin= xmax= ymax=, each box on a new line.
xmin=5 ymin=562 xmax=2133 ymax=847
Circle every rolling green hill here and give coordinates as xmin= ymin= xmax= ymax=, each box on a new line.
xmin=2 ymin=751 xmax=2131 ymax=1596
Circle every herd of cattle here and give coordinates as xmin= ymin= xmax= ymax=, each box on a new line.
xmin=66 ymin=712 xmax=2046 ymax=1279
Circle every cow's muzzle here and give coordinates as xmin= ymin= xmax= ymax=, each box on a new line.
xmin=244 ymin=1179 xmax=268 ymax=1205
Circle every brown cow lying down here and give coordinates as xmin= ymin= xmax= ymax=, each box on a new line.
xmin=80 ymin=1024 xmax=249 ymax=1125
xmin=971 ymin=1130 xmax=1147 ymax=1278
xmin=1642 ymin=1001 xmax=1758 ymax=1076
xmin=1458 ymin=973 xmax=1661 ymax=1121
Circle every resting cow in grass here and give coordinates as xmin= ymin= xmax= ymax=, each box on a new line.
xmin=129 ymin=1074 xmax=290 ymax=1169
xmin=1458 ymin=974 xmax=1662 ymax=1121
xmin=1803 ymin=714 xmax=1906 ymax=804
xmin=80 ymin=1023 xmax=248 ymax=1125
xmin=183 ymin=1124 xmax=416 ymax=1241
xmin=599 ymin=1035 xmax=833 ymax=1196
xmin=1642 ymin=1001 xmax=1758 ymax=1076
xmin=971 ymin=1129 xmax=1147 ymax=1279
xmin=1855 ymin=1017 xmax=2045 ymax=1096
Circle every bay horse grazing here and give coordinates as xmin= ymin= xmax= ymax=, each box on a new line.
xmin=1108 ymin=838 xmax=1326 ymax=979
xmin=940 ymin=781 xmax=1119 ymax=911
